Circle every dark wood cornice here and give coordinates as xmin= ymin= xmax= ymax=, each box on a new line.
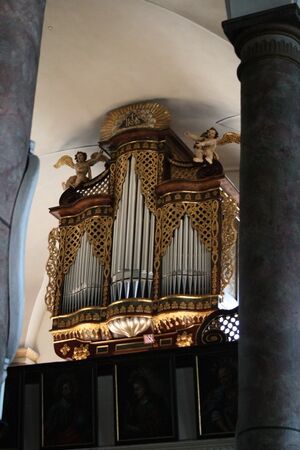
xmin=156 ymin=176 xmax=239 ymax=203
xmin=100 ymin=127 xmax=194 ymax=161
xmin=49 ymin=194 xmax=112 ymax=219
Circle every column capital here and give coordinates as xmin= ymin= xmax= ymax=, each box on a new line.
xmin=222 ymin=4 xmax=300 ymax=68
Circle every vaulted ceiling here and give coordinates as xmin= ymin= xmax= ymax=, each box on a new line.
xmin=24 ymin=0 xmax=240 ymax=362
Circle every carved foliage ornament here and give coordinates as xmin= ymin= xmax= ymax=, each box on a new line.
xmin=220 ymin=193 xmax=238 ymax=293
xmin=45 ymin=227 xmax=64 ymax=314
xmin=72 ymin=344 xmax=90 ymax=360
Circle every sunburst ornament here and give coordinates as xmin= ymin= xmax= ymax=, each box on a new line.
xmin=100 ymin=102 xmax=171 ymax=141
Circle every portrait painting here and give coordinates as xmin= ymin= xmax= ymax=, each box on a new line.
xmin=0 ymin=371 xmax=21 ymax=449
xmin=42 ymin=364 xmax=96 ymax=449
xmin=197 ymin=346 xmax=238 ymax=437
xmin=115 ymin=356 xmax=177 ymax=444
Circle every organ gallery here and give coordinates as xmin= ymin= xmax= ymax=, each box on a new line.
xmin=45 ymin=102 xmax=239 ymax=360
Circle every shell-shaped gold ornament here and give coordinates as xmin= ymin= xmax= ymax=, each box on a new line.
xmin=100 ymin=102 xmax=171 ymax=141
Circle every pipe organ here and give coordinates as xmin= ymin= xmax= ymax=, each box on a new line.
xmin=46 ymin=102 xmax=239 ymax=360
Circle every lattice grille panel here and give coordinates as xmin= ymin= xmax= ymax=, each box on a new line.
xmin=160 ymin=201 xmax=215 ymax=257
xmin=63 ymin=225 xmax=84 ymax=274
xmin=77 ymin=175 xmax=110 ymax=197
xmin=219 ymin=314 xmax=239 ymax=341
xmin=201 ymin=310 xmax=239 ymax=344
xmin=135 ymin=151 xmax=163 ymax=215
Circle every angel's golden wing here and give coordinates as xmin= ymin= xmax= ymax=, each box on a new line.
xmin=218 ymin=132 xmax=240 ymax=146
xmin=90 ymin=151 xmax=109 ymax=162
xmin=53 ymin=155 xmax=75 ymax=169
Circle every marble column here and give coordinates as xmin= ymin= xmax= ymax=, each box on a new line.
xmin=0 ymin=0 xmax=45 ymax=400
xmin=223 ymin=4 xmax=300 ymax=450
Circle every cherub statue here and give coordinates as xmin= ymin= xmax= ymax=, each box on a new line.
xmin=54 ymin=151 xmax=107 ymax=190
xmin=184 ymin=127 xmax=240 ymax=164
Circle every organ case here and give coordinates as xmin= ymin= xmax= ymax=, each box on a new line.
xmin=45 ymin=103 xmax=239 ymax=360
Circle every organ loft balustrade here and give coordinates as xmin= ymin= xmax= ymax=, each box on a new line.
xmin=45 ymin=102 xmax=239 ymax=360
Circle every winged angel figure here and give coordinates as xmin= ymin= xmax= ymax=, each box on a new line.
xmin=185 ymin=127 xmax=240 ymax=164
xmin=54 ymin=151 xmax=107 ymax=190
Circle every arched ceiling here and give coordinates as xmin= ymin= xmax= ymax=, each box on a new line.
xmin=24 ymin=0 xmax=240 ymax=362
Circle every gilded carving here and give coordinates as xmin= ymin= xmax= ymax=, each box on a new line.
xmin=220 ymin=193 xmax=238 ymax=293
xmin=112 ymin=152 xmax=130 ymax=217
xmin=171 ymin=164 xmax=199 ymax=180
xmin=54 ymin=151 xmax=107 ymax=190
xmin=135 ymin=150 xmax=163 ymax=215
xmin=112 ymin=148 xmax=164 ymax=217
xmin=152 ymin=311 xmax=210 ymax=333
xmin=185 ymin=128 xmax=240 ymax=164
xmin=60 ymin=343 xmax=71 ymax=356
xmin=176 ymin=332 xmax=193 ymax=347
xmin=211 ymin=199 xmax=220 ymax=294
xmin=63 ymin=224 xmax=84 ymax=274
xmin=100 ymin=102 xmax=171 ymax=140
xmin=45 ymin=227 xmax=65 ymax=315
xmin=46 ymin=215 xmax=113 ymax=313
xmin=73 ymin=344 xmax=90 ymax=360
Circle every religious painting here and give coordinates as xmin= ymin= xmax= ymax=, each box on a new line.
xmin=115 ymin=356 xmax=177 ymax=444
xmin=41 ymin=364 xmax=96 ymax=449
xmin=0 ymin=370 xmax=22 ymax=449
xmin=197 ymin=345 xmax=238 ymax=437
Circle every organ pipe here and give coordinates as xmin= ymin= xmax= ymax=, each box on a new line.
xmin=62 ymin=233 xmax=103 ymax=314
xmin=160 ymin=217 xmax=212 ymax=297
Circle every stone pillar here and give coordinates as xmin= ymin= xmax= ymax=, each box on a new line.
xmin=223 ymin=4 xmax=300 ymax=450
xmin=0 ymin=0 xmax=45 ymax=396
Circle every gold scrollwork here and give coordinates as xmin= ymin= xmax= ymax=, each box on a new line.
xmin=220 ymin=192 xmax=238 ymax=293
xmin=210 ymin=199 xmax=219 ymax=294
xmin=45 ymin=227 xmax=65 ymax=315
xmin=112 ymin=152 xmax=130 ymax=217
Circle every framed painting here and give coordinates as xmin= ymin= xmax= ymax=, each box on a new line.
xmin=114 ymin=355 xmax=177 ymax=445
xmin=41 ymin=363 xmax=96 ymax=449
xmin=196 ymin=344 xmax=238 ymax=438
